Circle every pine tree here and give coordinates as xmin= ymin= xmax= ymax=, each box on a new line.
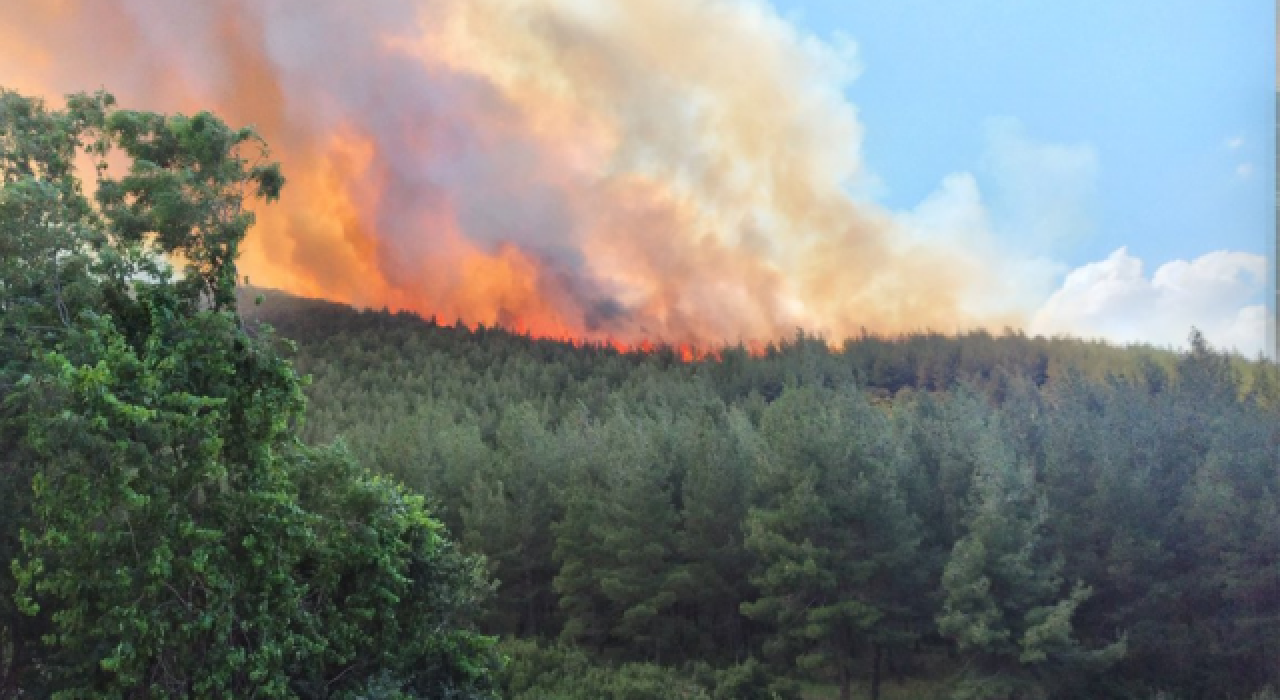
xmin=462 ymin=403 xmax=564 ymax=637
xmin=671 ymin=407 xmax=756 ymax=661
xmin=936 ymin=419 xmax=1124 ymax=699
xmin=742 ymin=387 xmax=922 ymax=700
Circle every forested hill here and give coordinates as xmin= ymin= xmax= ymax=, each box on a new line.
xmin=245 ymin=287 xmax=1280 ymax=700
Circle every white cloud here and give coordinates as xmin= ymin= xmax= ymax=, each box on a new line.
xmin=980 ymin=117 xmax=1099 ymax=250
xmin=1235 ymin=163 xmax=1254 ymax=179
xmin=1030 ymin=247 xmax=1272 ymax=357
xmin=893 ymin=120 xmax=1271 ymax=356
xmin=1225 ymin=136 xmax=1245 ymax=150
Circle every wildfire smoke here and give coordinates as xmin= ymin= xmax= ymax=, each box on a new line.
xmin=1 ymin=0 xmax=1036 ymax=347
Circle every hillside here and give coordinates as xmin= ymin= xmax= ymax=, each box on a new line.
xmin=245 ymin=287 xmax=1280 ymax=700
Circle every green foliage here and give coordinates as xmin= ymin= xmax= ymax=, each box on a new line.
xmin=935 ymin=427 xmax=1125 ymax=698
xmin=496 ymin=639 xmax=711 ymax=700
xmin=553 ymin=405 xmax=688 ymax=660
xmin=700 ymin=657 xmax=794 ymax=700
xmin=243 ymin=285 xmax=1279 ymax=699
xmin=0 ymin=88 xmax=495 ymax=698
xmin=742 ymin=386 xmax=924 ymax=700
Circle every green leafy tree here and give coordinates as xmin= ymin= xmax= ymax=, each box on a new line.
xmin=0 ymin=88 xmax=496 ymax=698
xmin=0 ymin=85 xmax=112 ymax=695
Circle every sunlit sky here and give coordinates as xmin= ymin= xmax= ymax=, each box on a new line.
xmin=779 ymin=0 xmax=1276 ymax=355
xmin=781 ymin=0 xmax=1274 ymax=267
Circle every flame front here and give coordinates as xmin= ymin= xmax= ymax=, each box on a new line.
xmin=1 ymin=0 xmax=1035 ymax=348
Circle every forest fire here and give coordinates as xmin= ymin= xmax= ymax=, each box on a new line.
xmin=4 ymin=3 xmax=1275 ymax=697
xmin=0 ymin=0 xmax=1036 ymax=349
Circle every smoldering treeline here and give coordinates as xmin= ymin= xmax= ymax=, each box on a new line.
xmin=254 ymin=293 xmax=1280 ymax=699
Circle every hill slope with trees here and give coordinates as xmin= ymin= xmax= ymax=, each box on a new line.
xmin=249 ymin=290 xmax=1280 ymax=700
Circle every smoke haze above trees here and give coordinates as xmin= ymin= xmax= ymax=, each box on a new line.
xmin=5 ymin=0 xmax=1266 ymax=354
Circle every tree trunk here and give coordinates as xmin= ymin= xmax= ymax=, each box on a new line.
xmin=870 ymin=643 xmax=883 ymax=700
xmin=525 ymin=567 xmax=536 ymax=636
xmin=839 ymin=662 xmax=852 ymax=700
xmin=887 ymin=646 xmax=904 ymax=683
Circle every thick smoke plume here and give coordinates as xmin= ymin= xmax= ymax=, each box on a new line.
xmin=2 ymin=0 xmax=1038 ymax=347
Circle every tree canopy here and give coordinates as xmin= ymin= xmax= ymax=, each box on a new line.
xmin=0 ymin=88 xmax=497 ymax=698
xmin=249 ymin=288 xmax=1279 ymax=700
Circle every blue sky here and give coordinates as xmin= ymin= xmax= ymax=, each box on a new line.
xmin=778 ymin=0 xmax=1274 ymax=269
